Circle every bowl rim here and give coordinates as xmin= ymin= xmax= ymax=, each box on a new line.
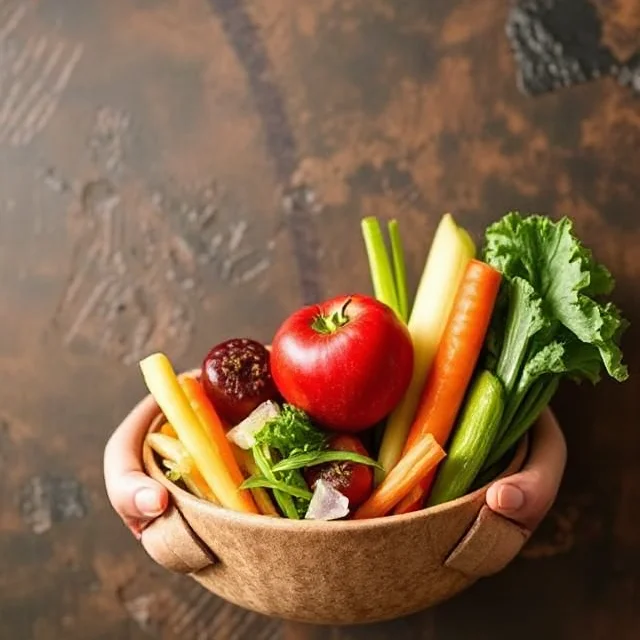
xmin=142 ymin=368 xmax=533 ymax=532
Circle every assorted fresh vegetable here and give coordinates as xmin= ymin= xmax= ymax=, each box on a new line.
xmin=376 ymin=214 xmax=475 ymax=483
xmin=141 ymin=211 xmax=628 ymax=521
xmin=140 ymin=353 xmax=258 ymax=514
xmin=392 ymin=259 xmax=502 ymax=514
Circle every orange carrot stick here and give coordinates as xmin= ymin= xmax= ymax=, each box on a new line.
xmin=393 ymin=480 xmax=427 ymax=514
xmin=178 ymin=375 xmax=259 ymax=514
xmin=352 ymin=434 xmax=445 ymax=519
xmin=179 ymin=376 xmax=249 ymax=485
xmin=160 ymin=422 xmax=178 ymax=438
xmin=392 ymin=260 xmax=501 ymax=513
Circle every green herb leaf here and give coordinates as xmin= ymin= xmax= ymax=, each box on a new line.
xmin=251 ymin=407 xmax=327 ymax=518
xmin=254 ymin=404 xmax=326 ymax=458
xmin=252 ymin=443 xmax=300 ymax=519
xmin=240 ymin=475 xmax=313 ymax=501
xmin=272 ymin=450 xmax=382 ymax=473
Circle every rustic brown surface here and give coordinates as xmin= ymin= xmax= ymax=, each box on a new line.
xmin=0 ymin=0 xmax=638 ymax=639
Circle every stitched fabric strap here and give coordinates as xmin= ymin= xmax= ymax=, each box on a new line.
xmin=445 ymin=505 xmax=530 ymax=577
xmin=141 ymin=504 xmax=215 ymax=574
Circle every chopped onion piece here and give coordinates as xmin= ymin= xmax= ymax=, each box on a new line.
xmin=226 ymin=400 xmax=280 ymax=449
xmin=305 ymin=480 xmax=350 ymax=521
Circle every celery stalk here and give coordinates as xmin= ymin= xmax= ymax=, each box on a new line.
xmin=376 ymin=214 xmax=476 ymax=482
xmin=361 ymin=217 xmax=400 ymax=316
xmin=388 ymin=219 xmax=409 ymax=323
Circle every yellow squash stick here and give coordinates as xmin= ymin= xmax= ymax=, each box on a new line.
xmin=140 ymin=353 xmax=259 ymax=514
xmin=376 ymin=214 xmax=475 ymax=482
xmin=146 ymin=432 xmax=219 ymax=504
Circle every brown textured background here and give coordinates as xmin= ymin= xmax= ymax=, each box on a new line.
xmin=0 ymin=0 xmax=638 ymax=638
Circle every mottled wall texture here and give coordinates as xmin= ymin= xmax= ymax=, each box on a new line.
xmin=0 ymin=1 xmax=638 ymax=639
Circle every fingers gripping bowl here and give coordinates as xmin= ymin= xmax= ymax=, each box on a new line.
xmin=125 ymin=213 xmax=628 ymax=624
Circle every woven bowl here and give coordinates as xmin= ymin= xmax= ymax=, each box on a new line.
xmin=133 ymin=376 xmax=536 ymax=624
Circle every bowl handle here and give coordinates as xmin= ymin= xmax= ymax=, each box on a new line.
xmin=140 ymin=502 xmax=216 ymax=574
xmin=444 ymin=505 xmax=530 ymax=578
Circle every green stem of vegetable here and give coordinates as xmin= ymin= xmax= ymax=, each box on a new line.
xmin=427 ymin=371 xmax=504 ymax=506
xmin=388 ymin=219 xmax=409 ymax=322
xmin=271 ymin=450 xmax=382 ymax=473
xmin=517 ymin=380 xmax=555 ymax=427
xmin=252 ymin=444 xmax=299 ymax=519
xmin=495 ymin=280 xmax=534 ymax=399
xmin=361 ymin=217 xmax=400 ymax=317
xmin=498 ymin=373 xmax=531 ymax=440
xmin=486 ymin=375 xmax=560 ymax=468
xmin=508 ymin=375 xmax=547 ymax=433
xmin=240 ymin=476 xmax=313 ymax=500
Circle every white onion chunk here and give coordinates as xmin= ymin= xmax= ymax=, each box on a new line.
xmin=226 ymin=401 xmax=280 ymax=449
xmin=305 ymin=480 xmax=349 ymax=521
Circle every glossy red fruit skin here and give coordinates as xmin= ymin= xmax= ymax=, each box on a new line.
xmin=270 ymin=294 xmax=413 ymax=432
xmin=304 ymin=434 xmax=373 ymax=508
xmin=201 ymin=338 xmax=278 ymax=425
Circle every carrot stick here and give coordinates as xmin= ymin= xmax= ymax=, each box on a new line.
xmin=159 ymin=422 xmax=178 ymax=438
xmin=140 ymin=353 xmax=258 ymax=514
xmin=233 ymin=446 xmax=280 ymax=517
xmin=178 ymin=375 xmax=256 ymax=499
xmin=392 ymin=260 xmax=501 ymax=513
xmin=180 ymin=376 xmax=279 ymax=517
xmin=353 ymin=434 xmax=445 ymax=519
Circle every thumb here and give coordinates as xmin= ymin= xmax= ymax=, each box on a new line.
xmin=486 ymin=408 xmax=567 ymax=531
xmin=104 ymin=394 xmax=169 ymax=538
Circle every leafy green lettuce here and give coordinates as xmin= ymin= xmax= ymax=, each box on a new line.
xmin=481 ymin=212 xmax=628 ymax=468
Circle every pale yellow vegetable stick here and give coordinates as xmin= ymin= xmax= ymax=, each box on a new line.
xmin=376 ymin=215 xmax=475 ymax=482
xmin=140 ymin=353 xmax=259 ymax=514
xmin=146 ymin=432 xmax=220 ymax=504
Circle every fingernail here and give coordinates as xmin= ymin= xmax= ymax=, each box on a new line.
xmin=134 ymin=488 xmax=163 ymax=516
xmin=497 ymin=484 xmax=524 ymax=511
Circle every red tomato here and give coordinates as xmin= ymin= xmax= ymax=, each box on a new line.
xmin=304 ymin=434 xmax=373 ymax=508
xmin=270 ymin=294 xmax=413 ymax=431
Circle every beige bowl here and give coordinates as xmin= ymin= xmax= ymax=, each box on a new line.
xmin=135 ymin=383 xmax=534 ymax=625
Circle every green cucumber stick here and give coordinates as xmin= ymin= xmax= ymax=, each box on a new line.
xmin=428 ymin=371 xmax=504 ymax=506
